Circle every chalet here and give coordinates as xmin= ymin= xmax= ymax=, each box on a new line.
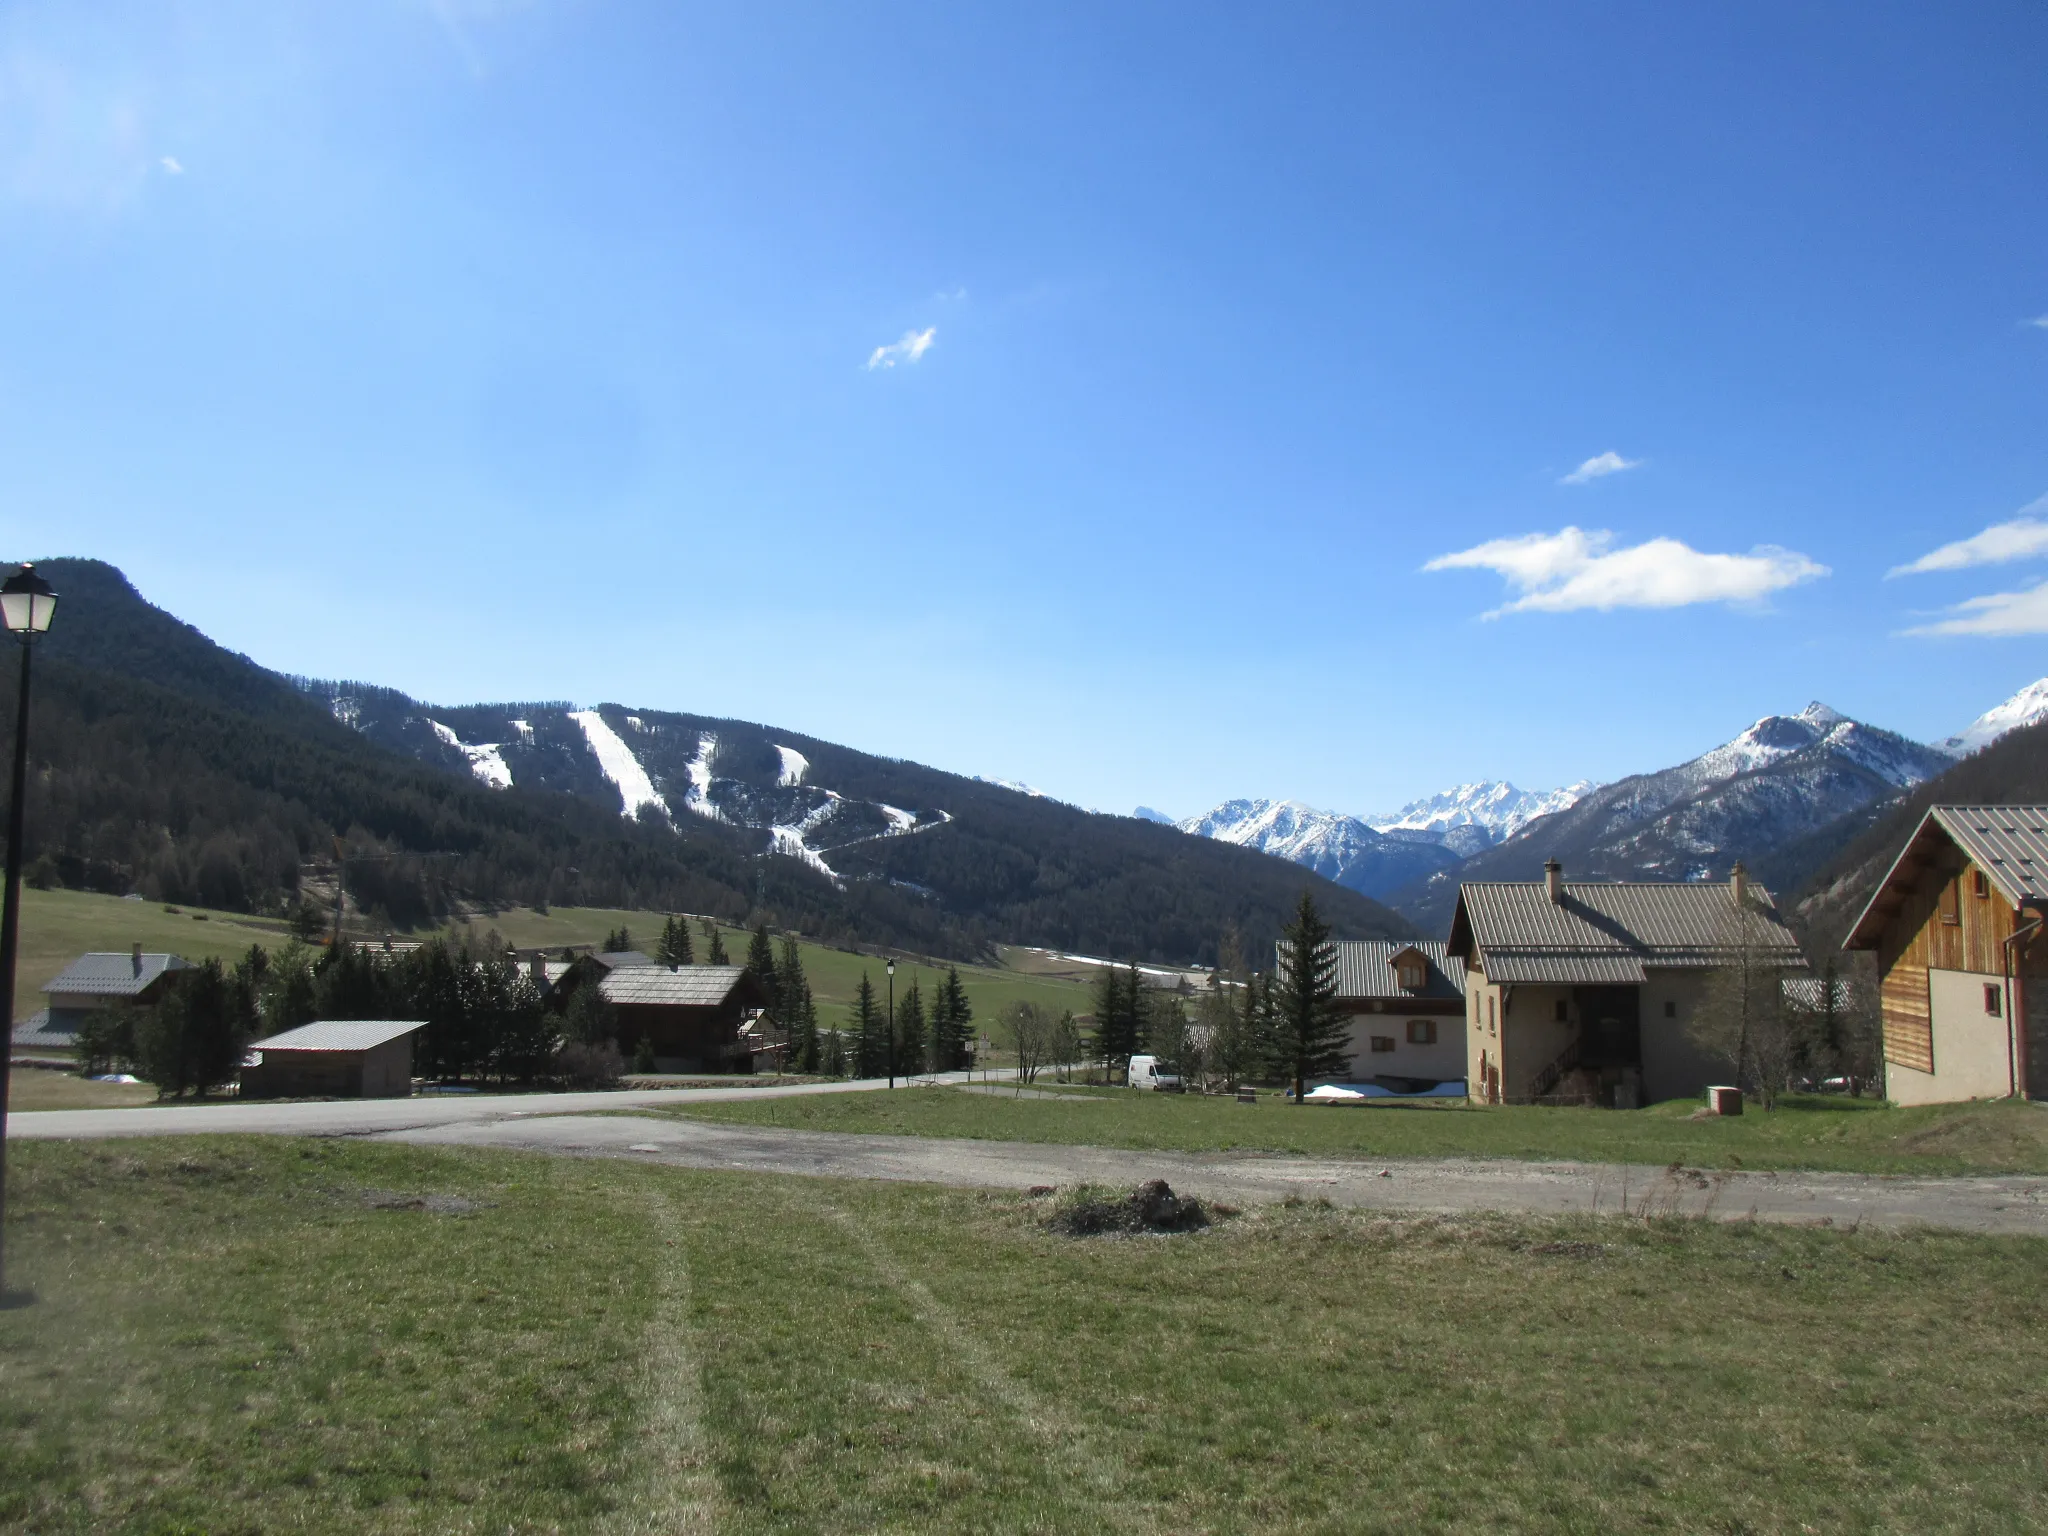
xmin=1843 ymin=805 xmax=2048 ymax=1104
xmin=555 ymin=961 xmax=774 ymax=1073
xmin=1447 ymin=861 xmax=1808 ymax=1106
xmin=1328 ymin=940 xmax=1468 ymax=1090
xmin=240 ymin=1019 xmax=424 ymax=1099
xmin=14 ymin=947 xmax=190 ymax=1052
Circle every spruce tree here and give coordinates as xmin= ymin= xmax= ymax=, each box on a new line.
xmin=707 ymin=926 xmax=730 ymax=966
xmin=1273 ymin=892 xmax=1348 ymax=1104
xmin=744 ymin=924 xmax=779 ymax=1013
xmin=896 ymin=977 xmax=927 ymax=1076
xmin=931 ymin=966 xmax=973 ymax=1072
xmin=1092 ymin=964 xmax=1144 ymax=1082
xmin=852 ymin=973 xmax=887 ymax=1078
xmin=658 ymin=915 xmax=694 ymax=968
xmin=777 ymin=934 xmax=819 ymax=1072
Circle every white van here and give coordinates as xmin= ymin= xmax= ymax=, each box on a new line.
xmin=1127 ymin=1055 xmax=1182 ymax=1091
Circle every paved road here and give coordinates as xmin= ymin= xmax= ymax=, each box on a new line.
xmin=16 ymin=1086 xmax=2045 ymax=1234
xmin=5 ymin=1072 xmax=977 ymax=1142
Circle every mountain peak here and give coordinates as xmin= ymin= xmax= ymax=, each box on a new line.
xmin=1939 ymin=676 xmax=2048 ymax=758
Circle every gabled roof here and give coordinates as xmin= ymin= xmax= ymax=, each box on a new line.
xmin=43 ymin=952 xmax=189 ymax=998
xmin=1449 ymin=879 xmax=1806 ymax=984
xmin=599 ymin=965 xmax=755 ymax=1008
xmin=252 ymin=1020 xmax=424 ymax=1052
xmin=1328 ymin=940 xmax=1466 ymax=1001
xmin=1844 ymin=805 xmax=2048 ymax=950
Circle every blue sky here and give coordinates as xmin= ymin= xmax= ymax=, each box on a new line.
xmin=3 ymin=2 xmax=2045 ymax=819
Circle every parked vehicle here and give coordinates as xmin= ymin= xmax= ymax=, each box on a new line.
xmin=1127 ymin=1055 xmax=1182 ymax=1091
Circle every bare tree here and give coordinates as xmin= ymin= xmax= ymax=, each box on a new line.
xmin=1002 ymin=1000 xmax=1057 ymax=1085
xmin=1687 ymin=908 xmax=1804 ymax=1109
xmin=1051 ymin=1010 xmax=1081 ymax=1083
xmin=1148 ymin=990 xmax=1199 ymax=1088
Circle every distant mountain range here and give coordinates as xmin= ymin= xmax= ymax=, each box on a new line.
xmin=22 ymin=559 xmax=1410 ymax=966
xmin=1170 ymin=684 xmax=2048 ymax=933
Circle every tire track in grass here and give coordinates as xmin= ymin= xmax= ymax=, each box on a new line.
xmin=824 ymin=1201 xmax=1158 ymax=1535
xmin=608 ymin=1191 xmax=722 ymax=1536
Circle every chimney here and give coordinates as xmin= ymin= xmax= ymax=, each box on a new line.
xmin=132 ymin=942 xmax=143 ymax=977
xmin=529 ymin=953 xmax=545 ymax=986
xmin=1544 ymin=859 xmax=1564 ymax=905
xmin=1730 ymin=862 xmax=1749 ymax=909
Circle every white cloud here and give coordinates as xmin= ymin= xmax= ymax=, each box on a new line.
xmin=1887 ymin=496 xmax=2048 ymax=576
xmin=159 ymin=155 xmax=183 ymax=174
xmin=1903 ymin=580 xmax=2048 ymax=638
xmin=1425 ymin=526 xmax=1828 ymax=618
xmin=1559 ymin=451 xmax=1640 ymax=486
xmin=866 ymin=327 xmax=936 ymax=370
xmin=2027 ymin=315 xmax=2048 ymax=330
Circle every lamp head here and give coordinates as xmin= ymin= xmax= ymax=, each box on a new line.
xmin=886 ymin=957 xmax=895 ymax=976
xmin=0 ymin=564 xmax=57 ymax=638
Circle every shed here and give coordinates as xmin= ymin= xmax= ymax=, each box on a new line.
xmin=239 ymin=1020 xmax=424 ymax=1099
xmin=16 ymin=947 xmax=190 ymax=1051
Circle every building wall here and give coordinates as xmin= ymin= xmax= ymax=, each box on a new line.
xmin=1886 ymin=967 xmax=2015 ymax=1105
xmin=1464 ymin=969 xmax=1503 ymax=1102
xmin=1340 ymin=1002 xmax=1466 ymax=1083
xmin=361 ymin=1035 xmax=414 ymax=1098
xmin=1638 ymin=971 xmax=1722 ymax=1104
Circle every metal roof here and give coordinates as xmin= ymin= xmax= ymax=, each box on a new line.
xmin=11 ymin=1009 xmax=71 ymax=1049
xmin=251 ymin=1020 xmax=424 ymax=1052
xmin=592 ymin=950 xmax=657 ymax=970
xmin=1844 ymin=805 xmax=2048 ymax=949
xmin=600 ymin=965 xmax=751 ymax=1007
xmin=1328 ymin=941 xmax=1466 ymax=1001
xmin=43 ymin=952 xmax=189 ymax=998
xmin=1450 ymin=878 xmax=1806 ymax=984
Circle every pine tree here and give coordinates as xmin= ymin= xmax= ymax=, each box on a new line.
xmin=896 ymin=977 xmax=928 ymax=1076
xmin=707 ymin=926 xmax=730 ymax=966
xmin=852 ymin=973 xmax=887 ymax=1078
xmin=602 ymin=927 xmax=633 ymax=953
xmin=658 ymin=915 xmax=694 ymax=968
xmin=744 ymin=924 xmax=779 ymax=1014
xmin=1274 ymin=892 xmax=1348 ymax=1104
xmin=931 ymin=966 xmax=973 ymax=1072
xmin=777 ymin=933 xmax=819 ymax=1072
xmin=1092 ymin=963 xmax=1145 ymax=1082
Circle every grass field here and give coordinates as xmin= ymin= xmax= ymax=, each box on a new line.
xmin=664 ymin=1083 xmax=2048 ymax=1177
xmin=2 ymin=1136 xmax=2043 ymax=1533
xmin=5 ymin=1070 xmax=156 ymax=1112
xmin=15 ymin=888 xmax=1090 ymax=1048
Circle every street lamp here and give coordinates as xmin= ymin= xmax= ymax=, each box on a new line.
xmin=0 ymin=563 xmax=58 ymax=1295
xmin=885 ymin=957 xmax=896 ymax=1090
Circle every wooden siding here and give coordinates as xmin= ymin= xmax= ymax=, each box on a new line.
xmin=1881 ymin=964 xmax=1933 ymax=1074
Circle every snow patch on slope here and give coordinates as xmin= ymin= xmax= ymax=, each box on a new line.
xmin=1368 ymin=780 xmax=1595 ymax=841
xmin=678 ymin=733 xmax=723 ymax=821
xmin=426 ymin=718 xmax=513 ymax=790
xmin=1941 ymin=677 xmax=2048 ymax=757
xmin=569 ymin=710 xmax=667 ymax=819
xmin=776 ymin=746 xmax=809 ymax=787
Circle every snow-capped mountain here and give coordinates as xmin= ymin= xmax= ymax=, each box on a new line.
xmin=1368 ymin=780 xmax=1597 ymax=849
xmin=1939 ymin=677 xmax=2048 ymax=758
xmin=1391 ymin=702 xmax=1954 ymax=930
xmin=1177 ymin=799 xmax=1463 ymax=900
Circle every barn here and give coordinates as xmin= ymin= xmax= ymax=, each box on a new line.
xmin=239 ymin=1020 xmax=424 ymax=1099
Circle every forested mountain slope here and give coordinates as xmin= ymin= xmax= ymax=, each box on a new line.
xmin=7 ymin=559 xmax=1411 ymax=963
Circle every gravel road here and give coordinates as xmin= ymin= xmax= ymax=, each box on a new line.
xmin=15 ymin=1086 xmax=2047 ymax=1234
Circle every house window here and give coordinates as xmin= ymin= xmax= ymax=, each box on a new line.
xmin=1939 ymin=879 xmax=1960 ymax=926
xmin=1974 ymin=869 xmax=1991 ymax=899
xmin=1986 ymin=983 xmax=2003 ymax=1016
xmin=1664 ymin=1000 xmax=1677 ymax=1019
xmin=1486 ymin=996 xmax=1496 ymax=1034
xmin=1370 ymin=1035 xmax=1396 ymax=1053
xmin=1407 ymin=1019 xmax=1437 ymax=1045
xmin=1553 ymin=999 xmax=1568 ymax=1023
xmin=1397 ymin=960 xmax=1425 ymax=989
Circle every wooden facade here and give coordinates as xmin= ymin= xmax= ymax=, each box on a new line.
xmin=1846 ymin=806 xmax=2048 ymax=1103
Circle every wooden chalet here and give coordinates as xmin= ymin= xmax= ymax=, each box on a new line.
xmin=556 ymin=959 xmax=775 ymax=1073
xmin=1447 ymin=861 xmax=1807 ymax=1106
xmin=1843 ymin=804 xmax=2047 ymax=1104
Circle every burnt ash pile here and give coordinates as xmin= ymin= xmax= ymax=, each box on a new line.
xmin=1042 ymin=1179 xmax=1210 ymax=1236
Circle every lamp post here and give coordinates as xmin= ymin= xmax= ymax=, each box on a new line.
xmin=0 ymin=564 xmax=59 ymax=1294
xmin=885 ymin=957 xmax=896 ymax=1089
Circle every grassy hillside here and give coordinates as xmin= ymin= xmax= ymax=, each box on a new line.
xmin=10 ymin=887 xmax=1091 ymax=1037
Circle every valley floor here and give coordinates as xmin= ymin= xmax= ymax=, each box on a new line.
xmin=4 ymin=1137 xmax=2045 ymax=1534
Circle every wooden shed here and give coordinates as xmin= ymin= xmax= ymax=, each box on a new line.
xmin=562 ymin=963 xmax=773 ymax=1072
xmin=239 ymin=1020 xmax=424 ymax=1099
xmin=1844 ymin=804 xmax=2048 ymax=1104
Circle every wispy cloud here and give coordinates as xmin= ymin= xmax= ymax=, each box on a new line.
xmin=1425 ymin=526 xmax=1828 ymax=618
xmin=866 ymin=327 xmax=936 ymax=371
xmin=1888 ymin=496 xmax=2048 ymax=576
xmin=2027 ymin=315 xmax=2048 ymax=331
xmin=1559 ymin=451 xmax=1640 ymax=486
xmin=1903 ymin=581 xmax=2048 ymax=637
xmin=159 ymin=155 xmax=183 ymax=174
